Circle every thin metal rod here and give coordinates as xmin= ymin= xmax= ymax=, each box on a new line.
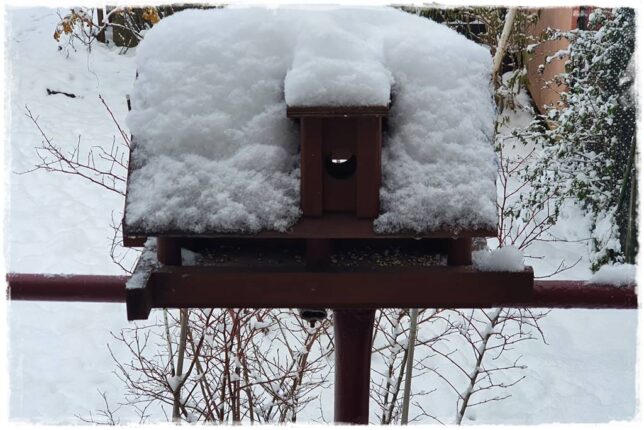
xmin=401 ymin=308 xmax=419 ymax=424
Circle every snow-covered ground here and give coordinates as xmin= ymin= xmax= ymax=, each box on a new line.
xmin=4 ymin=7 xmax=639 ymax=424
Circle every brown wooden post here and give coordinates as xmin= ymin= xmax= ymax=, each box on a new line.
xmin=157 ymin=237 xmax=182 ymax=265
xmin=300 ymin=118 xmax=324 ymax=216
xmin=356 ymin=116 xmax=381 ymax=218
xmin=447 ymin=238 xmax=472 ymax=266
xmin=333 ymin=308 xmax=375 ymax=424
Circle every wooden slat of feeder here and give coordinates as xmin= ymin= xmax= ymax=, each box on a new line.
xmin=123 ymin=214 xmax=497 ymax=243
xmin=126 ymin=265 xmax=534 ymax=319
xmin=286 ymin=105 xmax=389 ymax=118
xmin=356 ymin=116 xmax=381 ymax=218
xmin=300 ymin=117 xmax=324 ymax=216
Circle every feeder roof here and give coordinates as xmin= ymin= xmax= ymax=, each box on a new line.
xmin=124 ymin=7 xmax=497 ymax=236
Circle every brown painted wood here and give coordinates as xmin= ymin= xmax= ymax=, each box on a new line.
xmin=356 ymin=117 xmax=381 ymax=218
xmin=124 ymin=214 xmax=497 ymax=241
xmin=287 ymin=105 xmax=389 ymax=118
xmin=126 ymin=275 xmax=153 ymax=320
xmin=8 ymin=274 xmax=636 ymax=310
xmin=135 ymin=266 xmax=534 ymax=313
xmin=515 ymin=280 xmax=639 ymax=309
xmin=448 ymin=238 xmax=472 ymax=266
xmin=323 ymin=117 xmax=357 ymax=212
xmin=123 ymin=235 xmax=147 ymax=247
xmin=334 ymin=309 xmax=375 ymax=424
xmin=125 ymin=250 xmax=156 ymax=320
xmin=7 ymin=273 xmax=128 ymax=302
xmin=300 ymin=118 xmax=324 ymax=216
xmin=157 ymin=237 xmax=182 ymax=265
xmin=306 ymin=239 xmax=332 ymax=268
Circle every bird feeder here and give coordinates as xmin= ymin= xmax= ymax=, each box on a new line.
xmin=120 ymin=8 xmax=534 ymax=423
xmin=122 ymin=7 xmax=534 ymax=319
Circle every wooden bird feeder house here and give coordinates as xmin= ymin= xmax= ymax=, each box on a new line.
xmin=122 ymin=97 xmax=534 ymax=318
xmin=3 ymin=8 xmax=637 ymax=427
xmin=123 ymin=7 xmax=533 ymax=319
xmin=119 ymin=8 xmax=535 ymax=423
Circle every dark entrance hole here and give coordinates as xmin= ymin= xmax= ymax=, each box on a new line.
xmin=325 ymin=154 xmax=357 ymax=180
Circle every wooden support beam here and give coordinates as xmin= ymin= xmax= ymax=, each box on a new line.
xmin=129 ymin=265 xmax=533 ymax=316
xmin=8 ymin=274 xmax=636 ymax=311
xmin=448 ymin=238 xmax=472 ymax=266
xmin=126 ymin=273 xmax=153 ymax=320
xmin=157 ymin=237 xmax=182 ymax=265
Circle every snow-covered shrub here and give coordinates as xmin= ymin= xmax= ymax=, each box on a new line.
xmin=513 ymin=8 xmax=636 ymax=270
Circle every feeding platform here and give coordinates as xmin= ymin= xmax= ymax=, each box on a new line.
xmin=121 ymin=7 xmax=533 ymax=321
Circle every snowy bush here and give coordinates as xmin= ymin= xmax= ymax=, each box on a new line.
xmin=513 ymin=8 xmax=637 ymax=271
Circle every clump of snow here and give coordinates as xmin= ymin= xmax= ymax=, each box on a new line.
xmin=473 ymin=246 xmax=525 ymax=272
xmin=125 ymin=238 xmax=159 ymax=289
xmin=252 ymin=319 xmax=273 ymax=330
xmin=126 ymin=7 xmax=496 ymax=234
xmin=284 ymin=16 xmax=393 ymax=106
xmin=588 ymin=264 xmax=636 ymax=287
xmin=181 ymin=248 xmax=200 ymax=266
xmin=168 ymin=373 xmax=186 ymax=391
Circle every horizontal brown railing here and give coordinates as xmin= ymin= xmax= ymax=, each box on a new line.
xmin=6 ymin=273 xmax=637 ymax=309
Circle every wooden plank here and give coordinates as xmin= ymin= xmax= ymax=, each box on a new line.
xmin=447 ymin=238 xmax=472 ymax=266
xmin=9 ymin=274 xmax=637 ymax=310
xmin=287 ymin=105 xmax=389 ymax=118
xmin=145 ymin=265 xmax=534 ymax=310
xmin=300 ymin=118 xmax=324 ymax=216
xmin=306 ymin=239 xmax=332 ymax=268
xmin=157 ymin=237 xmax=182 ymax=265
xmin=126 ymin=278 xmax=153 ymax=320
xmin=356 ymin=117 xmax=381 ymax=218
xmin=123 ymin=235 xmax=147 ymax=247
xmin=125 ymin=257 xmax=154 ymax=320
xmin=124 ymin=213 xmax=498 ymax=240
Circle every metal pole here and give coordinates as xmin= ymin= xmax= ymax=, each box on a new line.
xmin=400 ymin=308 xmax=419 ymax=424
xmin=333 ymin=309 xmax=376 ymax=424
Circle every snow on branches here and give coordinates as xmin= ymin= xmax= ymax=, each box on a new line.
xmin=513 ymin=8 xmax=636 ymax=270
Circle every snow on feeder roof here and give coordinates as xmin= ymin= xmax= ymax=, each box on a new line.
xmin=124 ymin=7 xmax=497 ymax=237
